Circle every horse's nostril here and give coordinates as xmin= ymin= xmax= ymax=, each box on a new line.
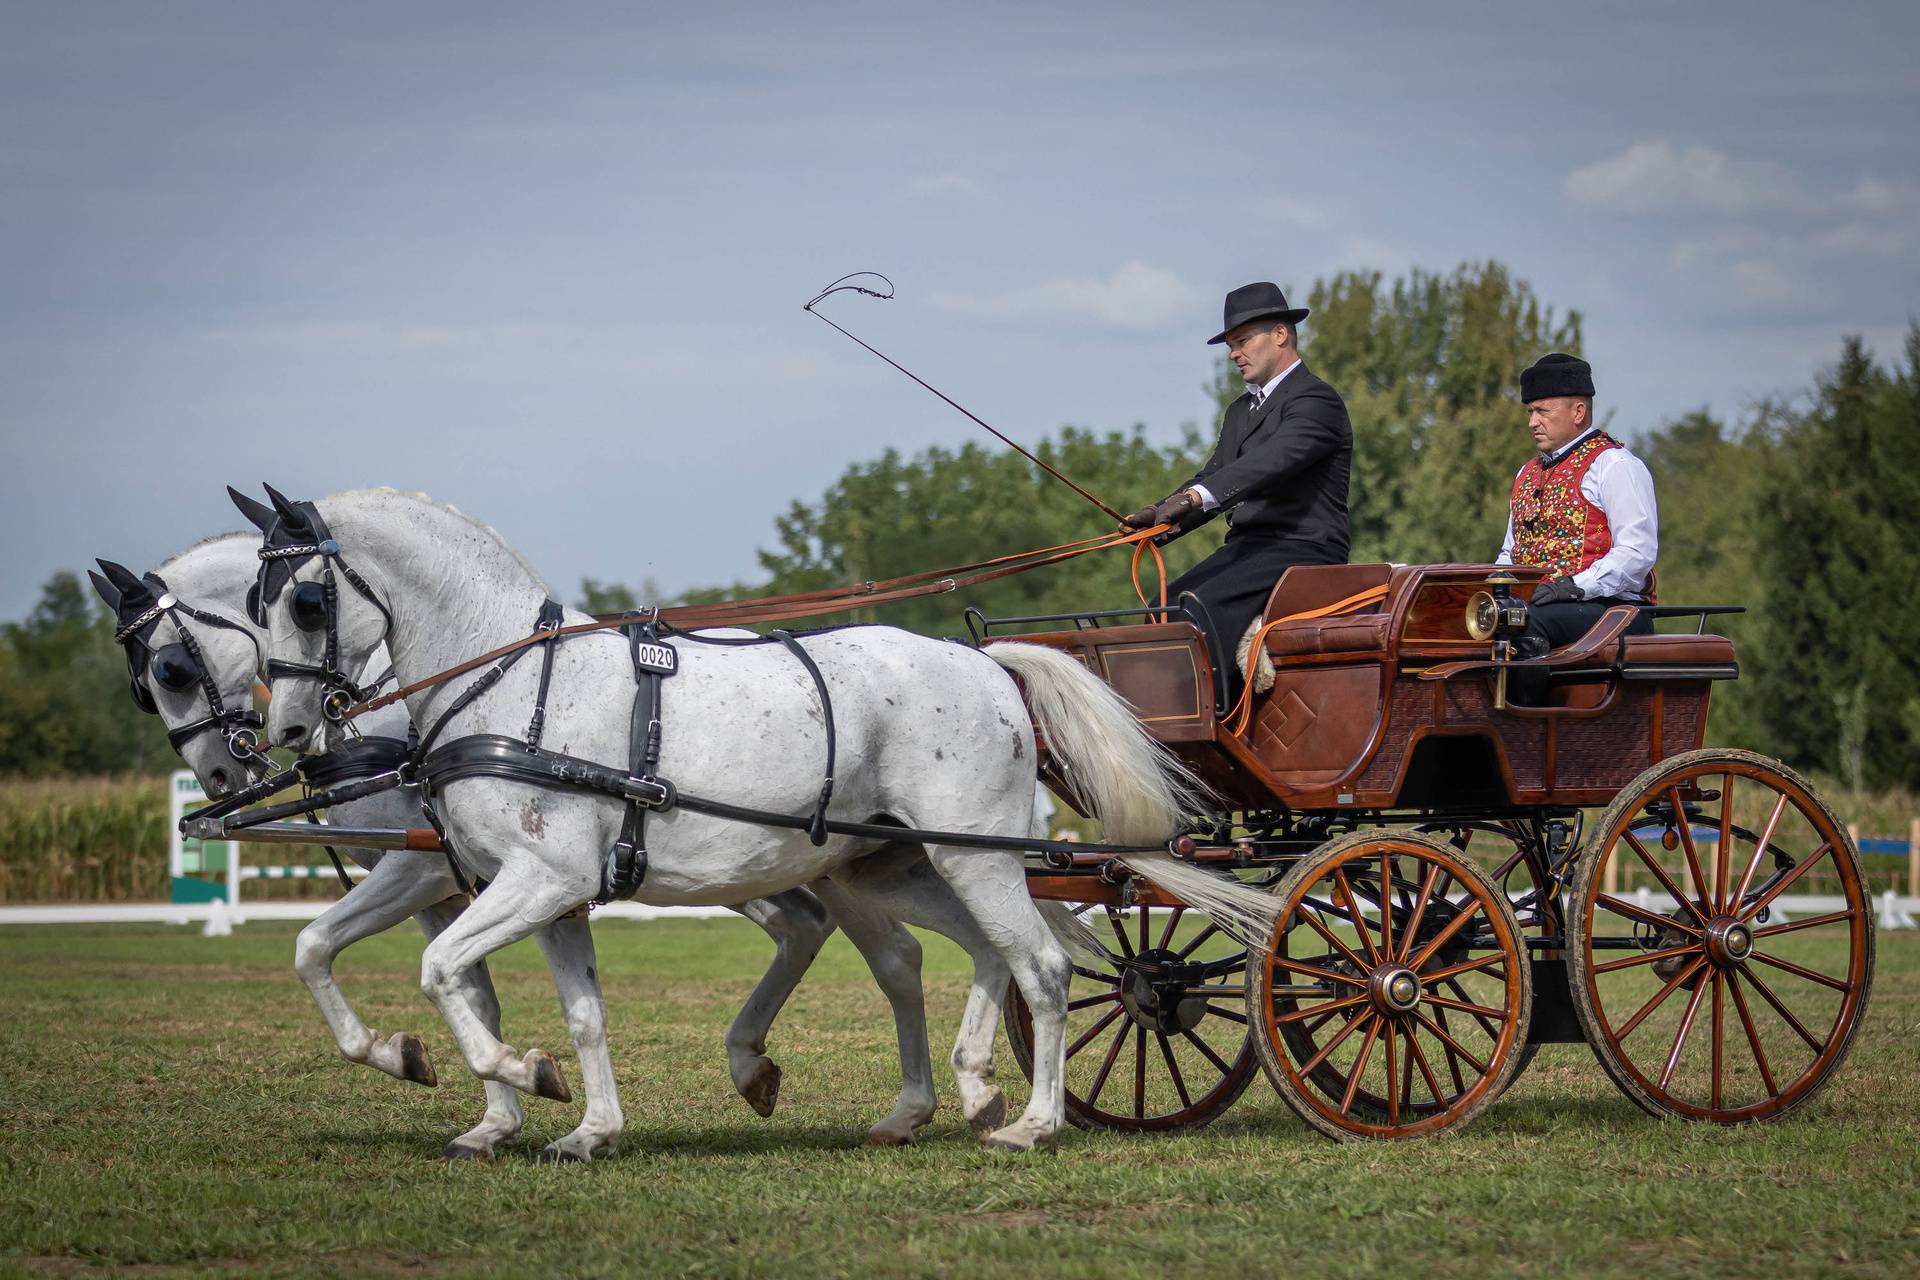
xmin=284 ymin=724 xmax=308 ymax=746
xmin=209 ymin=768 xmax=231 ymax=795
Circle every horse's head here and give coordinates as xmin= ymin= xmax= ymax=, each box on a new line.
xmin=90 ymin=556 xmax=266 ymax=797
xmin=236 ymin=484 xmax=394 ymax=753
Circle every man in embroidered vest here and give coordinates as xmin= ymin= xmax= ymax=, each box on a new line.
xmin=1498 ymin=352 xmax=1658 ymax=687
xmin=1121 ymin=282 xmax=1352 ymax=677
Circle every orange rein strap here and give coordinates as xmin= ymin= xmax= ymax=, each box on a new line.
xmin=1222 ymin=585 xmax=1390 ymax=737
xmin=345 ymin=524 xmax=1174 ymax=720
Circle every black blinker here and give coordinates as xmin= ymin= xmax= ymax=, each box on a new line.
xmin=290 ymin=580 xmax=329 ymax=632
xmin=246 ymin=581 xmax=265 ymax=626
xmin=150 ymin=643 xmax=200 ymax=692
xmin=129 ymin=677 xmax=158 ymax=716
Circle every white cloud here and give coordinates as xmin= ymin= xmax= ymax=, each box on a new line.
xmin=907 ymin=172 xmax=984 ymax=199
xmin=938 ymin=260 xmax=1211 ymax=331
xmin=1565 ymin=140 xmax=1797 ymax=216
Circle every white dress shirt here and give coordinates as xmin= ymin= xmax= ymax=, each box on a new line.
xmin=1497 ymin=428 xmax=1659 ymax=600
xmin=1189 ymin=360 xmax=1302 ymax=512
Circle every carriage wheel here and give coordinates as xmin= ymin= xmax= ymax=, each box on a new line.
xmin=1249 ymin=831 xmax=1532 ymax=1141
xmin=1006 ymin=900 xmax=1257 ymax=1132
xmin=1566 ymin=749 xmax=1874 ymax=1122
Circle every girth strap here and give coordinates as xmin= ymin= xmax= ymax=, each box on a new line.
xmin=604 ymin=615 xmax=677 ymax=902
xmin=769 ymin=630 xmax=836 ymax=846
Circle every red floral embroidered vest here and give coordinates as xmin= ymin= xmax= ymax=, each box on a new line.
xmin=1510 ymin=431 xmax=1623 ymax=582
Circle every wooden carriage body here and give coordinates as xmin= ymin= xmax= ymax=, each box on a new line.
xmin=993 ymin=562 xmax=1739 ymax=817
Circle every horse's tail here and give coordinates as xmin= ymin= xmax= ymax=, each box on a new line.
xmin=984 ymin=642 xmax=1281 ymax=949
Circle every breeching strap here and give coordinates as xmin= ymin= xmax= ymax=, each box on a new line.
xmin=344 ymin=524 xmax=1174 ymax=721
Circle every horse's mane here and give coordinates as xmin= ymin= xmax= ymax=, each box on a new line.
xmin=155 ymin=530 xmax=254 ymax=574
xmin=328 ymin=487 xmax=552 ymax=593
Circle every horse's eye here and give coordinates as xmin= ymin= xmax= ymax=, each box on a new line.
xmin=150 ymin=644 xmax=199 ymax=691
xmin=290 ymin=581 xmax=329 ymax=632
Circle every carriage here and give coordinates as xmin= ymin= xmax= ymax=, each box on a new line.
xmin=979 ymin=561 xmax=1875 ymax=1140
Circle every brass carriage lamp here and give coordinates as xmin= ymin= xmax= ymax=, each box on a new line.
xmin=1465 ymin=571 xmax=1529 ymax=709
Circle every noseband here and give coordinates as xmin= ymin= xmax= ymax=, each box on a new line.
xmin=113 ymin=572 xmax=267 ymax=763
xmin=251 ymin=502 xmax=394 ymax=724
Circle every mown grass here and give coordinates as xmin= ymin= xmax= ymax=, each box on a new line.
xmin=1 ymin=920 xmax=1915 ymax=1279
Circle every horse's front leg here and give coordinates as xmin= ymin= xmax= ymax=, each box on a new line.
xmin=417 ymin=860 xmax=582 ymax=1108
xmin=414 ymin=897 xmax=526 ymax=1159
xmin=531 ymin=912 xmax=623 ymax=1162
xmin=726 ymin=889 xmax=835 ymax=1116
xmin=292 ymin=852 xmax=459 ymax=1088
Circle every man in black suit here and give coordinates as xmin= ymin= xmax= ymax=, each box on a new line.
xmin=1123 ymin=282 xmax=1352 ymax=673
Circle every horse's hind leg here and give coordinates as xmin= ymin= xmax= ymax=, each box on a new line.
xmin=293 ymin=852 xmax=458 ymax=1088
xmin=810 ymin=878 xmax=936 ymax=1146
xmin=726 ymin=889 xmax=836 ymax=1117
xmin=924 ymin=845 xmax=1070 ymax=1152
xmin=417 ymin=861 xmax=580 ymax=1106
xmin=532 ymin=911 xmax=623 ymax=1162
xmin=414 ymin=898 xmax=525 ymax=1159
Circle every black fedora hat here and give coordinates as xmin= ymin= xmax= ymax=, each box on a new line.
xmin=1207 ymin=281 xmax=1310 ymax=345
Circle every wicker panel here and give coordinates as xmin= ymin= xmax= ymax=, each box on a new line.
xmin=1553 ymin=690 xmax=1657 ymax=789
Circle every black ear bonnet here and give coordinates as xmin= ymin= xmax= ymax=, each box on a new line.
xmin=246 ymin=485 xmax=337 ymax=626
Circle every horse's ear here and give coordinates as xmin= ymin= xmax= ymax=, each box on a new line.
xmin=228 ymin=485 xmax=276 ymax=532
xmin=88 ymin=569 xmax=121 ymax=611
xmin=97 ymin=559 xmax=146 ymax=596
xmin=263 ymin=483 xmax=303 ymax=524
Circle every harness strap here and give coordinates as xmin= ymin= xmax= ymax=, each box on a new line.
xmin=603 ymin=614 xmax=675 ymax=902
xmin=411 ymin=601 xmax=562 ymax=767
xmin=770 ymin=630 xmax=836 ymax=846
xmin=522 ymin=598 xmax=566 ymax=750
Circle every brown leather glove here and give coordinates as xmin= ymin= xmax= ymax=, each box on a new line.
xmin=1121 ymin=489 xmax=1200 ymax=530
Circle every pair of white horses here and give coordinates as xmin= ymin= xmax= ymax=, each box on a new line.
xmin=104 ymin=486 xmax=1269 ymax=1158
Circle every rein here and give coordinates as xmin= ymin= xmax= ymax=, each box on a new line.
xmin=344 ymin=523 xmax=1174 ymax=721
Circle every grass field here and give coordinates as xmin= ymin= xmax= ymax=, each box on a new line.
xmin=2 ymin=919 xmax=1916 ymax=1279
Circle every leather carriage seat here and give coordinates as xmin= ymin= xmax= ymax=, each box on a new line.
xmin=1618 ymin=632 xmax=1737 ymax=665
xmin=1257 ymin=563 xmax=1396 ymax=660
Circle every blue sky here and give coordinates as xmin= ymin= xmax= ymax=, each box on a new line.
xmin=3 ymin=1 xmax=1916 ymax=620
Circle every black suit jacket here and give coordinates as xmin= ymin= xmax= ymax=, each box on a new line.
xmin=1181 ymin=361 xmax=1351 ymax=554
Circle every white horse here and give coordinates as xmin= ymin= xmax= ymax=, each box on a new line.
xmin=248 ymin=486 xmax=1235 ymax=1153
xmin=90 ymin=532 xmax=881 ymax=1158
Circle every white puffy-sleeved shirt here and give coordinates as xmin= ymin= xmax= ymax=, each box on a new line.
xmin=1497 ymin=429 xmax=1659 ymax=601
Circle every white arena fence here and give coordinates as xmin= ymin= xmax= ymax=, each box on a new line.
xmin=0 ymin=772 xmax=1912 ymax=933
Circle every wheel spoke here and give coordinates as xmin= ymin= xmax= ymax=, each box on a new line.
xmin=1155 ymin=905 xmax=1186 ymax=951
xmin=1065 ymin=1004 xmax=1125 ymax=1059
xmin=1669 ymin=786 xmax=1711 ymax=914
xmin=1139 ymin=906 xmax=1151 ymax=958
xmin=1405 ymin=1024 xmax=1448 ymax=1106
xmin=1067 ymin=991 xmax=1122 ymax=1012
xmin=1715 ymin=774 xmax=1735 ymax=913
xmin=1730 ymin=792 xmax=1790 ymax=910
xmin=1734 ymin=967 xmax=1824 ymax=1054
xmin=1383 ymin=1022 xmax=1400 ymax=1126
xmin=1204 ymin=1004 xmax=1249 ymax=1024
xmin=1426 ymin=988 xmax=1507 ymax=1029
xmin=1084 ymin=1018 xmax=1131 ymax=1106
xmin=1411 ymin=1010 xmax=1490 ymax=1076
xmin=1397 ymin=862 xmax=1442 ymax=963
xmin=1296 ymin=1007 xmax=1372 ymax=1077
xmin=1274 ymin=990 xmax=1369 ymax=1025
xmin=1133 ymin=1026 xmax=1147 ymax=1119
xmin=1623 ymin=831 xmax=1708 ymax=926
xmin=1739 ymin=842 xmax=1833 ymax=923
xmin=1174 ymin=920 xmax=1220 ymax=960
xmin=1332 ymin=868 xmax=1382 ymax=965
xmin=1405 ymin=898 xmax=1485 ymax=971
xmin=1294 ymin=905 xmax=1372 ymax=974
xmin=1614 ymin=956 xmax=1709 ymax=1042
xmin=1179 ymin=1025 xmax=1237 ymax=1076
xmin=1750 ymin=950 xmax=1852 ymax=993
xmin=1592 ymin=941 xmax=1702 ymax=975
xmin=1071 ymin=964 xmax=1116 ymax=983
xmin=1727 ymin=972 xmax=1780 ymax=1095
xmin=1658 ymin=970 xmax=1712 ymax=1090
xmin=1270 ymin=955 xmax=1367 ymax=987
xmin=1421 ymin=952 xmax=1507 ymax=984
xmin=1339 ymin=1018 xmax=1383 ymax=1116
xmin=1755 ymin=908 xmax=1857 ymax=938
xmin=1594 ymin=892 xmax=1704 ymax=936
xmin=1710 ymin=972 xmax=1725 ymax=1110
xmin=1379 ymin=849 xmax=1395 ymax=958
xmin=1156 ymin=1032 xmax=1193 ymax=1108
xmin=1105 ymin=908 xmax=1135 ymax=959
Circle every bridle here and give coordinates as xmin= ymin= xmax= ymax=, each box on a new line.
xmin=112 ymin=571 xmax=267 ymax=764
xmin=249 ymin=498 xmax=395 ymax=725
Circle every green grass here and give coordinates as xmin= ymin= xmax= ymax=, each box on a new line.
xmin=1 ymin=921 xmax=1916 ymax=1279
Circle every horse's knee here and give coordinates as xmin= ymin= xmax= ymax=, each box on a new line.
xmin=293 ymin=924 xmax=333 ymax=986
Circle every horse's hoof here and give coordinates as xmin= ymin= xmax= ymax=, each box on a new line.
xmin=864 ymin=1127 xmax=914 ymax=1148
xmin=526 ymin=1049 xmax=572 ymax=1103
xmin=741 ymin=1058 xmax=781 ymax=1118
xmin=537 ymin=1143 xmax=588 ymax=1164
xmin=395 ymin=1033 xmax=438 ymax=1088
xmin=442 ymin=1140 xmax=492 ymax=1161
xmin=966 ymin=1089 xmax=1007 ymax=1137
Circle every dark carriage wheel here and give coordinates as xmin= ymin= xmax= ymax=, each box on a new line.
xmin=1566 ymin=749 xmax=1874 ymax=1123
xmin=1006 ymin=900 xmax=1258 ymax=1132
xmin=1249 ymin=831 xmax=1532 ymax=1141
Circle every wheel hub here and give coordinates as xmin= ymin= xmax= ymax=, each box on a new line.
xmin=1118 ymin=948 xmax=1211 ymax=1034
xmin=1705 ymin=916 xmax=1754 ymax=967
xmin=1368 ymin=964 xmax=1424 ymax=1016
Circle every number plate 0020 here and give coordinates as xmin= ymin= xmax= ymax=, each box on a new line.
xmin=634 ymin=641 xmax=678 ymax=675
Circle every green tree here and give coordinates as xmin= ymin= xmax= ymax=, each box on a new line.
xmin=0 ymin=572 xmax=154 ymax=774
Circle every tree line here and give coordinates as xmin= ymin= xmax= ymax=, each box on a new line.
xmin=4 ymin=262 xmax=1915 ymax=788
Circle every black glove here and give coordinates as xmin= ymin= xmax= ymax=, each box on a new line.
xmin=1530 ymin=576 xmax=1584 ymax=608
xmin=1121 ymin=489 xmax=1199 ymax=531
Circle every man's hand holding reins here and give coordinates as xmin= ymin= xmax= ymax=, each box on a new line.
xmin=1121 ymin=488 xmax=1201 ymax=531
